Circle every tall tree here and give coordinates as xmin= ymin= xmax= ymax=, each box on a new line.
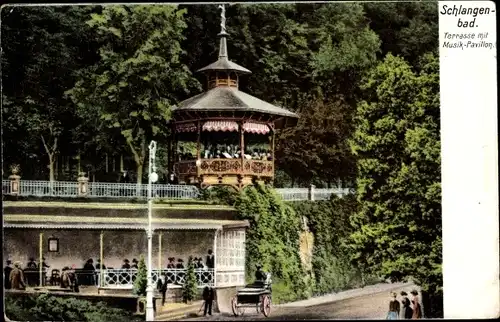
xmin=363 ymin=1 xmax=439 ymax=66
xmin=1 ymin=6 xmax=98 ymax=180
xmin=348 ymin=53 xmax=442 ymax=317
xmin=67 ymin=5 xmax=200 ymax=184
xmin=276 ymin=95 xmax=356 ymax=187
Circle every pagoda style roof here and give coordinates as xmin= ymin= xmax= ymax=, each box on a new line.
xmin=197 ymin=57 xmax=251 ymax=74
xmin=173 ymin=86 xmax=298 ymax=119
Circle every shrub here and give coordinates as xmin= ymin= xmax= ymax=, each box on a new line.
xmin=5 ymin=294 xmax=133 ymax=322
xmin=133 ymin=255 xmax=147 ymax=296
xmin=182 ymin=256 xmax=198 ymax=303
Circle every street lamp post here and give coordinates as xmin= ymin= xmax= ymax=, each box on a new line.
xmin=146 ymin=140 xmax=158 ymax=321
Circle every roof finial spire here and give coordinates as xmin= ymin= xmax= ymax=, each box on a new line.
xmin=217 ymin=4 xmax=228 ymax=59
xmin=218 ymin=4 xmax=227 ymax=35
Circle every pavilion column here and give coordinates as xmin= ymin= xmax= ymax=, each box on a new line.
xmin=196 ymin=121 xmax=201 ymax=178
xmin=100 ymin=231 xmax=104 ymax=287
xmin=271 ymin=127 xmax=275 ymax=172
xmin=239 ymin=122 xmax=245 ymax=175
xmin=39 ymin=232 xmax=43 ymax=287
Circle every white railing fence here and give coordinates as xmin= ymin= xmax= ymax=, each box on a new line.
xmin=100 ymin=268 xmax=214 ymax=288
xmin=2 ymin=179 xmax=353 ymax=201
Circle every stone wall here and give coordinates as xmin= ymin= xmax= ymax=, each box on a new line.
xmin=3 ymin=228 xmax=215 ymax=270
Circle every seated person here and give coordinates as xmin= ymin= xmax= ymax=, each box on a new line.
xmin=167 ymin=257 xmax=176 ymax=269
xmin=254 ymin=264 xmax=266 ymax=285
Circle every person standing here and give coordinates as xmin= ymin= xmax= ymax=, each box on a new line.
xmin=4 ymin=260 xmax=13 ymax=289
xmin=401 ymin=291 xmax=413 ymax=319
xmin=9 ymin=262 xmax=26 ymax=290
xmin=202 ymin=286 xmax=214 ymax=316
xmin=205 ymin=250 xmax=214 ymax=269
xmin=386 ymin=292 xmax=400 ymax=320
xmin=410 ymin=290 xmax=422 ymax=319
xmin=156 ymin=273 xmax=168 ymax=306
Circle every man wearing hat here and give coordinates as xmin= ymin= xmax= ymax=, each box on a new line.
xmin=121 ymin=259 xmax=131 ymax=269
xmin=131 ymin=258 xmax=138 ymax=269
xmin=9 ymin=261 xmax=26 ymax=290
xmin=4 ymin=260 xmax=13 ymax=289
xmin=167 ymin=258 xmax=175 ymax=269
xmin=255 ymin=264 xmax=266 ymax=283
xmin=26 ymin=257 xmax=37 ymax=269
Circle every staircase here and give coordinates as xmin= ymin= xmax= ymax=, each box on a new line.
xmin=155 ymin=301 xmax=204 ymax=321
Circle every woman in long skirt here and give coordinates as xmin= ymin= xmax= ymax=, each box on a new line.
xmin=410 ymin=290 xmax=422 ymax=319
xmin=400 ymin=291 xmax=413 ymax=319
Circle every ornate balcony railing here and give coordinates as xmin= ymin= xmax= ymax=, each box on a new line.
xmin=2 ymin=179 xmax=353 ymax=201
xmin=100 ymin=268 xmax=214 ymax=288
xmin=174 ymin=158 xmax=274 ymax=178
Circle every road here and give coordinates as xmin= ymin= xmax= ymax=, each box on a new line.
xmin=182 ymin=284 xmax=411 ymax=320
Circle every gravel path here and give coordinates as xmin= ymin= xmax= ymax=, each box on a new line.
xmin=182 ymin=282 xmax=418 ymax=321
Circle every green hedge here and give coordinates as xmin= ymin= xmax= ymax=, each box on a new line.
xmin=235 ymin=184 xmax=310 ymax=303
xmin=291 ymin=194 xmax=383 ymax=296
xmin=5 ymin=293 xmax=140 ymax=322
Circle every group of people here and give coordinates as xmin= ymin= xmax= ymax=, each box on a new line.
xmin=3 ymin=259 xmax=80 ymax=293
xmin=4 ymin=260 xmax=26 ymax=290
xmin=4 ymin=257 xmax=51 ymax=289
xmin=387 ymin=290 xmax=422 ymax=320
xmin=166 ymin=250 xmax=215 ymax=270
xmin=155 ymin=274 xmax=215 ymax=317
xmin=178 ymin=145 xmax=273 ymax=161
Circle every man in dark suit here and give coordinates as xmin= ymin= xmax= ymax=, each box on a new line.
xmin=205 ymin=250 xmax=214 ymax=269
xmin=203 ymin=286 xmax=214 ymax=316
xmin=4 ymin=260 xmax=13 ymax=289
xmin=156 ymin=273 xmax=168 ymax=306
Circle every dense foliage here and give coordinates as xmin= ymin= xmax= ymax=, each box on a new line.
xmin=5 ymin=294 xmax=136 ymax=322
xmin=133 ymin=255 xmax=147 ymax=296
xmin=348 ymin=53 xmax=442 ymax=316
xmin=235 ymin=184 xmax=308 ymax=303
xmin=291 ymin=195 xmax=382 ymax=295
xmin=2 ymin=2 xmax=438 ymax=187
xmin=2 ymin=2 xmax=442 ymax=315
xmin=182 ymin=256 xmax=198 ymax=303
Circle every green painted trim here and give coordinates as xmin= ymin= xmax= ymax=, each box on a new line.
xmin=3 ymin=201 xmax=235 ymax=211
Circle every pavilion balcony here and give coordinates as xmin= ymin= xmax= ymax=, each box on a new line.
xmin=173 ymin=158 xmax=274 ymax=185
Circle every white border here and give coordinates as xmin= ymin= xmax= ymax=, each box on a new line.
xmin=439 ymin=1 xmax=499 ymax=318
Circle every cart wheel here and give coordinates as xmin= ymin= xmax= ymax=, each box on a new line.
xmin=231 ymin=296 xmax=244 ymax=317
xmin=262 ymin=295 xmax=271 ymax=317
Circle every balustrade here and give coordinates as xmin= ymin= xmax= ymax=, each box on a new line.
xmin=2 ymin=179 xmax=352 ymax=200
xmin=100 ymin=268 xmax=215 ymax=288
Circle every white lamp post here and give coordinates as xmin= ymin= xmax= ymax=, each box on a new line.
xmin=146 ymin=140 xmax=158 ymax=321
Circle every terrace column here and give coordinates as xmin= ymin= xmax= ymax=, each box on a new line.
xmin=100 ymin=231 xmax=104 ymax=287
xmin=39 ymin=232 xmax=43 ymax=287
xmin=158 ymin=232 xmax=162 ymax=272
xmin=78 ymin=173 xmax=89 ymax=197
xmin=213 ymin=229 xmax=220 ymax=288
